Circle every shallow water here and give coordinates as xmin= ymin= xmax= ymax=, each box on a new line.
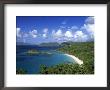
xmin=16 ymin=45 xmax=76 ymax=74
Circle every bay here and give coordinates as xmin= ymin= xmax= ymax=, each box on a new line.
xmin=16 ymin=45 xmax=76 ymax=74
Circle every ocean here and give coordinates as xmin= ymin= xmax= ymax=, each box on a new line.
xmin=16 ymin=45 xmax=76 ymax=74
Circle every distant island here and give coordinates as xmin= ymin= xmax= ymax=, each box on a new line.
xmin=16 ymin=16 xmax=94 ymax=74
xmin=17 ymin=41 xmax=94 ymax=74
xmin=26 ymin=49 xmax=53 ymax=56
xmin=17 ymin=42 xmax=60 ymax=46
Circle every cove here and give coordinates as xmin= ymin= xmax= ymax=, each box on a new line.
xmin=16 ymin=45 xmax=76 ymax=74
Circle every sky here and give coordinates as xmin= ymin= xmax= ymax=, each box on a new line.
xmin=16 ymin=16 xmax=94 ymax=44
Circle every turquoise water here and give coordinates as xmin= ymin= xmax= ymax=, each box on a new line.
xmin=16 ymin=45 xmax=76 ymax=74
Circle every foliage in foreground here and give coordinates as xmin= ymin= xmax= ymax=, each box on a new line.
xmin=40 ymin=62 xmax=94 ymax=74
xmin=16 ymin=68 xmax=27 ymax=74
xmin=40 ymin=42 xmax=94 ymax=74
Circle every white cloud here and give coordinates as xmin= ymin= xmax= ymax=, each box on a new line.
xmin=64 ymin=31 xmax=73 ymax=38
xmin=17 ymin=17 xmax=94 ymax=43
xmin=42 ymin=28 xmax=48 ymax=38
xmin=85 ymin=16 xmax=94 ymax=24
xmin=56 ymin=30 xmax=62 ymax=37
xmin=51 ymin=29 xmax=64 ymax=42
xmin=42 ymin=33 xmax=47 ymax=38
xmin=52 ymin=30 xmax=74 ymax=41
xmin=73 ymin=31 xmax=88 ymax=42
xmin=81 ymin=16 xmax=94 ymax=39
xmin=32 ymin=35 xmax=37 ymax=38
xmin=43 ymin=28 xmax=48 ymax=33
xmin=74 ymin=31 xmax=83 ymax=37
xmin=51 ymin=29 xmax=88 ymax=42
xmin=16 ymin=28 xmax=22 ymax=38
xmin=29 ymin=29 xmax=38 ymax=38
xmin=83 ymin=24 xmax=94 ymax=38
xmin=53 ymin=29 xmax=63 ymax=38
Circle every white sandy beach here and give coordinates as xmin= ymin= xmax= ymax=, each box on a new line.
xmin=65 ymin=54 xmax=83 ymax=65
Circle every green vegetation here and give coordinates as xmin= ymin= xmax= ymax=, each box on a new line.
xmin=40 ymin=63 xmax=93 ymax=74
xmin=16 ymin=68 xmax=27 ymax=74
xmin=26 ymin=49 xmax=39 ymax=55
xmin=26 ymin=49 xmax=53 ymax=56
xmin=40 ymin=42 xmax=94 ymax=74
xmin=40 ymin=51 xmax=53 ymax=56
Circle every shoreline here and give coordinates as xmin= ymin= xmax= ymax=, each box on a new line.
xmin=65 ymin=54 xmax=83 ymax=65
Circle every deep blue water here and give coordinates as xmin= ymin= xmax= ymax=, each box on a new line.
xmin=16 ymin=45 xmax=76 ymax=74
